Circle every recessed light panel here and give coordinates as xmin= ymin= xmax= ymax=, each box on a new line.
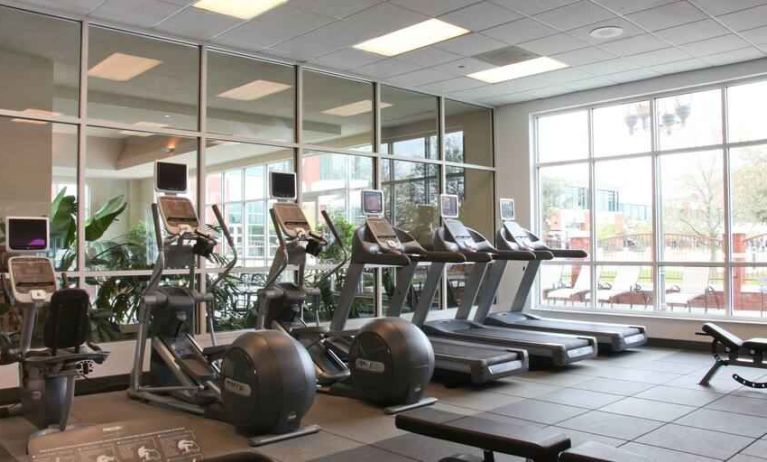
xmin=354 ymin=19 xmax=469 ymax=57
xmin=322 ymin=100 xmax=392 ymax=117
xmin=218 ymin=79 xmax=292 ymax=101
xmin=468 ymin=57 xmax=568 ymax=83
xmin=88 ymin=53 xmax=162 ymax=81
xmin=194 ymin=0 xmax=288 ymax=20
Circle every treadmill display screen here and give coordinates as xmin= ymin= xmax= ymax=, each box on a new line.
xmin=271 ymin=172 xmax=297 ymax=199
xmin=6 ymin=217 xmax=49 ymax=251
xmin=500 ymin=198 xmax=515 ymax=221
xmin=155 ymin=162 xmax=188 ymax=193
xmin=362 ymin=190 xmax=383 ymax=215
xmin=440 ymin=194 xmax=459 ymax=219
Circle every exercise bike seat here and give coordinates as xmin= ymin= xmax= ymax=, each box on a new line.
xmin=742 ymin=338 xmax=767 ymax=353
xmin=701 ymin=323 xmax=743 ymax=350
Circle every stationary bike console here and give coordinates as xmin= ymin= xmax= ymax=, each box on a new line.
xmin=8 ymin=257 xmax=56 ymax=304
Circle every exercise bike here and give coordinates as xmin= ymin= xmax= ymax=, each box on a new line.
xmin=0 ymin=216 xmax=108 ymax=449
xmin=128 ymin=162 xmax=318 ymax=446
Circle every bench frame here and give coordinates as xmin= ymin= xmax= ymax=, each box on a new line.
xmin=697 ymin=325 xmax=767 ymax=389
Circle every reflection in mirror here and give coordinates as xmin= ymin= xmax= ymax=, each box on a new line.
xmin=380 ymin=86 xmax=438 ymax=159
xmin=445 ymin=100 xmax=493 ymax=166
xmin=207 ymin=51 xmax=295 ymax=142
xmin=88 ymin=26 xmax=199 ymax=130
xmin=302 ymin=70 xmax=373 ymax=151
xmin=0 ymin=117 xmax=78 ymax=270
xmin=0 ymin=6 xmax=80 ymax=117
xmin=656 ymin=89 xmax=721 ymax=151
xmin=446 ymin=166 xmax=494 ymax=238
xmin=594 ymin=101 xmax=651 ymax=157
xmin=382 ymin=160 xmax=440 ymax=246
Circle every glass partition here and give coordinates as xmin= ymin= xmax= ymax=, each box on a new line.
xmin=380 ymin=86 xmax=438 ymax=160
xmin=445 ymin=100 xmax=493 ymax=166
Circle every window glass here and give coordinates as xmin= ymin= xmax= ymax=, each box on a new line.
xmin=539 ymin=164 xmax=591 ymax=259
xmin=594 ymin=265 xmax=654 ymax=311
xmin=538 ymin=263 xmax=591 ymax=309
xmin=382 ymin=160 xmax=440 ymax=242
xmin=731 ymin=145 xmax=767 ymax=263
xmin=537 ymin=111 xmax=588 ymax=162
xmin=207 ymin=51 xmax=294 ymax=142
xmin=0 ymin=6 xmax=80 ymax=117
xmin=302 ymin=70 xmax=373 ymax=151
xmin=446 ymin=167 xmax=494 ymax=238
xmin=660 ymin=266 xmax=725 ymax=315
xmin=88 ymin=27 xmax=199 ymax=130
xmin=380 ymin=86 xmax=437 ymax=159
xmin=659 ymin=150 xmax=724 ymax=262
xmin=657 ymin=89 xmax=721 ymax=151
xmin=0 ymin=117 xmax=78 ymax=270
xmin=593 ymin=101 xmax=651 ymax=157
xmin=84 ymin=128 xmax=197 ymax=271
xmin=445 ymin=100 xmax=493 ymax=166
xmin=732 ymin=266 xmax=767 ymax=319
xmin=594 ymin=157 xmax=653 ymax=261
xmin=728 ymin=80 xmax=767 ymax=143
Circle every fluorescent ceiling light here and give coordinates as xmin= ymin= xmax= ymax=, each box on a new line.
xmin=467 ymin=57 xmax=568 ymax=83
xmin=322 ymin=100 xmax=392 ymax=117
xmin=218 ymin=79 xmax=292 ymax=101
xmin=194 ymin=0 xmax=288 ymax=19
xmin=88 ymin=53 xmax=162 ymax=81
xmin=354 ymin=19 xmax=469 ymax=57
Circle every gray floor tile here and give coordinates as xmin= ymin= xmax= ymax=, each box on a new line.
xmin=600 ymin=397 xmax=696 ymax=421
xmin=742 ymin=439 xmax=767 ymax=458
xmin=634 ymin=385 xmax=723 ymax=406
xmin=675 ymin=408 xmax=767 ymax=438
xmin=569 ymin=377 xmax=656 ymax=396
xmin=302 ymin=395 xmax=405 ymax=444
xmin=516 ymin=370 xmax=594 ymax=387
xmin=548 ymin=427 xmax=625 ymax=447
xmin=707 ymin=395 xmax=767 ymax=418
xmin=637 ymin=424 xmax=754 ymax=460
xmin=731 ymin=386 xmax=767 ymax=401
xmin=557 ymin=410 xmax=663 ymax=440
xmin=374 ymin=433 xmax=524 ymax=462
xmin=599 ymin=367 xmax=684 ymax=384
xmin=729 ymin=455 xmax=767 ymax=462
xmin=310 ymin=444 xmax=416 ymax=461
xmin=258 ymin=431 xmax=364 ymax=462
xmin=619 ymin=442 xmax=720 ymax=462
xmin=490 ymin=379 xmax=562 ymax=398
xmin=536 ymin=387 xmax=624 ymax=409
xmin=429 ymin=386 xmax=525 ymax=412
xmin=490 ymin=399 xmax=588 ymax=424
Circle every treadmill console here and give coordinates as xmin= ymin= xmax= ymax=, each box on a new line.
xmin=444 ymin=219 xmax=477 ymax=251
xmin=158 ymin=196 xmax=199 ymax=235
xmin=361 ymin=190 xmax=402 ymax=252
xmin=8 ymin=256 xmax=56 ymax=304
xmin=273 ymin=202 xmax=311 ymax=238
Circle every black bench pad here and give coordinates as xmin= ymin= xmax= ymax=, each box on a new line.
xmin=560 ymin=442 xmax=649 ymax=462
xmin=395 ymin=408 xmax=570 ymax=461
xmin=743 ymin=338 xmax=767 ymax=353
xmin=702 ymin=323 xmax=743 ymax=350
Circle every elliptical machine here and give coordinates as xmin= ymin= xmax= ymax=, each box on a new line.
xmin=128 ymin=162 xmax=318 ymax=446
xmin=0 ymin=217 xmax=108 ymax=448
xmin=259 ymin=173 xmax=436 ymax=413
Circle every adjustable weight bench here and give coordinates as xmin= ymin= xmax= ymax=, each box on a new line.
xmin=395 ymin=409 xmax=648 ymax=462
xmin=697 ymin=322 xmax=767 ymax=388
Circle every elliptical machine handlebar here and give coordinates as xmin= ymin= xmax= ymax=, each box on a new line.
xmin=209 ymin=204 xmax=238 ymax=291
xmin=146 ymin=203 xmax=166 ymax=298
xmin=317 ymin=210 xmax=350 ymax=284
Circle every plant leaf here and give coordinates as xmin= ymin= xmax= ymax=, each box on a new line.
xmin=85 ymin=195 xmax=127 ymax=242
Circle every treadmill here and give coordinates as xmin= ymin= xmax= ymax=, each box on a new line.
xmin=478 ymin=198 xmax=647 ymax=352
xmin=423 ymin=195 xmax=598 ymax=367
xmin=357 ymin=190 xmax=529 ymax=385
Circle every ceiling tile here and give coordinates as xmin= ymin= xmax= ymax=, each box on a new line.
xmin=214 ymin=5 xmax=335 ymax=49
xmin=553 ymin=46 xmax=617 ymax=66
xmin=688 ymin=0 xmax=767 ymax=16
xmin=419 ymin=77 xmax=486 ymax=93
xmin=654 ymin=19 xmax=729 ymax=45
xmin=439 ymin=2 xmax=522 ymax=31
xmin=600 ymin=34 xmax=668 ymax=56
xmin=567 ymin=75 xmax=619 ymax=89
xmin=311 ymin=48 xmax=383 ymax=70
xmin=357 ymin=59 xmax=423 ymax=78
xmin=483 ymin=18 xmax=558 ymax=44
xmin=490 ymin=0 xmax=578 ymax=15
xmin=626 ymin=1 xmax=707 ymax=31
xmin=429 ymin=57 xmax=496 ymax=76
xmin=434 ymin=33 xmax=507 ymax=56
xmin=390 ymin=0 xmax=481 ymax=16
xmin=741 ymin=25 xmax=767 ymax=45
xmin=518 ymin=33 xmax=590 ymax=55
xmin=620 ymin=46 xmax=692 ymax=67
xmin=398 ymin=47 xmax=463 ymax=67
xmin=607 ymin=67 xmax=660 ymax=83
xmin=592 ymin=0 xmax=676 ymax=14
xmin=387 ymin=68 xmax=448 ymax=87
xmin=533 ymin=0 xmax=616 ymax=31
xmin=13 ymin=0 xmax=106 ymax=15
xmin=290 ymin=0 xmax=382 ymax=20
xmin=567 ymin=18 xmax=645 ymax=45
xmin=718 ymin=4 xmax=767 ymax=31
xmin=576 ymin=57 xmax=644 ymax=75
xmin=702 ymin=46 xmax=765 ymax=65
xmin=651 ymin=57 xmax=708 ymax=73
xmin=680 ymin=34 xmax=750 ymax=56
xmin=90 ymin=0 xmax=180 ymax=27
xmin=154 ymin=8 xmax=243 ymax=40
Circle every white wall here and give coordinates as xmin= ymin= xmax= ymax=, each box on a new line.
xmin=493 ymin=57 xmax=767 ymax=342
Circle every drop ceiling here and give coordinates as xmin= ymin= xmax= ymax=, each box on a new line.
xmin=3 ymin=0 xmax=767 ymax=106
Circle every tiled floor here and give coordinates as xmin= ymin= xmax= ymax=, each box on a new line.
xmin=1 ymin=346 xmax=766 ymax=461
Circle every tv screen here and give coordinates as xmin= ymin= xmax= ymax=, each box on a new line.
xmin=500 ymin=198 xmax=515 ymax=221
xmin=6 ymin=217 xmax=49 ymax=251
xmin=440 ymin=194 xmax=459 ymax=219
xmin=361 ymin=190 xmax=383 ymax=215
xmin=155 ymin=162 xmax=188 ymax=193
xmin=270 ymin=172 xmax=296 ymax=199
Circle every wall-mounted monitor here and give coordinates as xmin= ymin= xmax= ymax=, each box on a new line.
xmin=440 ymin=194 xmax=459 ymax=219
xmin=5 ymin=217 xmax=49 ymax=251
xmin=270 ymin=171 xmax=296 ymax=200
xmin=500 ymin=198 xmax=516 ymax=221
xmin=361 ymin=190 xmax=383 ymax=215
xmin=155 ymin=162 xmax=188 ymax=194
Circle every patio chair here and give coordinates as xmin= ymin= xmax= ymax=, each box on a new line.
xmin=546 ymin=266 xmax=592 ymax=304
xmin=587 ymin=266 xmax=641 ymax=307
xmin=665 ymin=266 xmax=716 ymax=312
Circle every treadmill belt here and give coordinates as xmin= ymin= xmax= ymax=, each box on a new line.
xmin=427 ymin=321 xmax=591 ymax=350
xmin=430 ymin=338 xmax=518 ymax=362
xmin=513 ymin=318 xmax=641 ymax=336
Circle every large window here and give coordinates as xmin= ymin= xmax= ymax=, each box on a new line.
xmin=535 ymin=80 xmax=767 ymax=319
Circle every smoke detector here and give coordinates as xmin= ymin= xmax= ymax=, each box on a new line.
xmin=590 ymin=26 xmax=624 ymax=39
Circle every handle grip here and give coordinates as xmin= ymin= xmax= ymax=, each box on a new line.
xmin=321 ymin=209 xmax=343 ymax=250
